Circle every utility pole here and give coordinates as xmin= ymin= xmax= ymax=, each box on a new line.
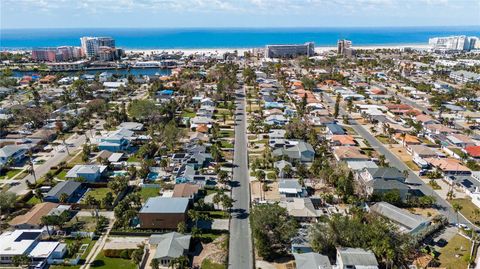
xmin=28 ymin=150 xmax=37 ymax=184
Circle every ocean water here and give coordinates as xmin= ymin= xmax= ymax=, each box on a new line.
xmin=1 ymin=27 xmax=479 ymax=49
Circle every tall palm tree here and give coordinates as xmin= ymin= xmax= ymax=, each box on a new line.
xmin=452 ymin=202 xmax=463 ymax=226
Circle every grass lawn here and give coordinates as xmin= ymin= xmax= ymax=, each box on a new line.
xmin=451 ymin=198 xmax=480 ymax=224
xmin=127 ymin=155 xmax=140 ymax=162
xmin=220 ymin=140 xmax=234 ymax=149
xmin=26 ymin=196 xmax=41 ymax=206
xmin=51 ymin=238 xmax=97 ymax=269
xmin=65 ymin=216 xmax=98 ymax=232
xmin=181 ymin=111 xmax=196 ymax=118
xmin=57 ymin=170 xmax=68 ymax=180
xmin=91 ymin=252 xmax=136 ymax=269
xmin=82 ymin=188 xmax=112 ymax=202
xmin=405 ymin=160 xmax=420 ymax=171
xmin=438 ymin=234 xmax=472 ymax=269
xmin=219 ymin=130 xmax=234 ymax=138
xmin=205 ymin=211 xmax=229 ymax=219
xmin=139 ymin=187 xmax=160 ymax=201
xmin=202 ymin=259 xmax=226 ymax=269
xmin=376 ymin=135 xmax=394 ymax=144
xmin=204 ymin=188 xmax=220 ymax=196
xmin=0 ymin=169 xmax=26 ymax=179
xmin=67 ymin=152 xmax=84 ymax=165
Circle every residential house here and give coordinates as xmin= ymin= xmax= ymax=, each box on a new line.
xmin=65 ymin=164 xmax=108 ymax=182
xmin=333 ymin=146 xmax=369 ymax=162
xmin=407 ymin=145 xmax=438 ymax=159
xmin=414 ymin=114 xmax=438 ymax=126
xmin=9 ymin=202 xmax=59 ymax=229
xmin=425 ymin=158 xmax=471 ymax=176
xmin=282 ymin=198 xmax=321 ymax=221
xmin=265 ymin=114 xmax=288 ymax=126
xmin=330 ymin=135 xmax=356 ymax=146
xmin=278 ymin=179 xmax=307 ymax=197
xmin=118 ymin=122 xmax=144 ymax=131
xmin=336 ymin=247 xmax=379 ymax=269
xmin=358 ymin=167 xmax=409 ymax=199
xmin=272 ymin=141 xmax=315 ymax=163
xmin=394 ymin=133 xmax=421 ymax=146
xmin=346 ymin=160 xmax=378 ymax=172
xmin=172 ymin=184 xmax=200 ymax=199
xmin=424 ymin=124 xmax=456 ymax=135
xmin=0 ymin=229 xmax=44 ymax=264
xmin=294 ymin=253 xmax=331 ymax=269
xmin=370 ymin=202 xmax=430 ymax=234
xmin=138 ymin=197 xmax=189 ymax=229
xmin=446 ymin=134 xmax=476 ymax=148
xmin=97 ymin=128 xmax=133 ymax=152
xmin=148 ymin=232 xmax=191 ymax=268
xmin=326 ymin=124 xmax=346 ymax=135
xmin=43 ymin=180 xmax=84 ymax=203
xmin=465 ymin=145 xmax=480 ymax=159
xmin=0 ymin=144 xmax=29 ymax=167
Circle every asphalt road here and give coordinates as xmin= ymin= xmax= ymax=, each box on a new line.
xmin=323 ymin=94 xmax=475 ymax=228
xmin=7 ymin=126 xmax=98 ymax=195
xmin=228 ymin=85 xmax=253 ymax=269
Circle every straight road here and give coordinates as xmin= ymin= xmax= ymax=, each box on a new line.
xmin=324 ymin=94 xmax=474 ymax=228
xmin=228 ymin=85 xmax=253 ymax=269
xmin=7 ymin=133 xmax=88 ymax=195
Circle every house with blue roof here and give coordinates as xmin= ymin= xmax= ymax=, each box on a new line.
xmin=97 ymin=128 xmax=133 ymax=152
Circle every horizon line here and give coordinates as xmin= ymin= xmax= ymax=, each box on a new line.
xmin=2 ymin=25 xmax=480 ymax=31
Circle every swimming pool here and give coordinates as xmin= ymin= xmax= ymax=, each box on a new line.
xmin=147 ymin=172 xmax=159 ymax=181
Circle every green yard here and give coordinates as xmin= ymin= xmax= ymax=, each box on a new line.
xmin=181 ymin=111 xmax=196 ymax=118
xmin=26 ymin=196 xmax=41 ymax=206
xmin=438 ymin=234 xmax=472 ymax=269
xmin=451 ymin=198 xmax=480 ymax=224
xmin=57 ymin=170 xmax=68 ymax=180
xmin=202 ymin=259 xmax=226 ymax=269
xmin=0 ymin=169 xmax=26 ymax=180
xmin=376 ymin=135 xmax=394 ymax=144
xmin=82 ymin=188 xmax=112 ymax=202
xmin=139 ymin=187 xmax=160 ymax=201
xmin=127 ymin=155 xmax=140 ymax=162
xmin=220 ymin=140 xmax=234 ymax=149
xmin=91 ymin=252 xmax=137 ymax=269
xmin=219 ymin=130 xmax=234 ymax=138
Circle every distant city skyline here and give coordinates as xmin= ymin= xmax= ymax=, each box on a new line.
xmin=1 ymin=0 xmax=479 ymax=29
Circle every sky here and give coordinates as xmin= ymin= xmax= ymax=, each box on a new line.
xmin=1 ymin=0 xmax=479 ymax=29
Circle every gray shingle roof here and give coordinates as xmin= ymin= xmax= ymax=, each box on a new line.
xmin=294 ymin=253 xmax=331 ymax=269
xmin=149 ymin=232 xmax=191 ymax=259
xmin=46 ymin=180 xmax=82 ymax=199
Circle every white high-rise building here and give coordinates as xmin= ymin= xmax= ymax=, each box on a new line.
xmin=80 ymin=36 xmax=116 ymax=58
xmin=429 ymin=35 xmax=478 ymax=51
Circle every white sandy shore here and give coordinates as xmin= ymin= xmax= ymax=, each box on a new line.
xmin=125 ymin=44 xmax=430 ymax=55
xmin=2 ymin=44 xmax=430 ymax=56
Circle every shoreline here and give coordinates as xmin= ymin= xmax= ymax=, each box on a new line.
xmin=2 ymin=44 xmax=430 ymax=55
xmin=125 ymin=44 xmax=430 ymax=55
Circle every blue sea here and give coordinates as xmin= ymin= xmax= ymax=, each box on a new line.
xmin=1 ymin=27 xmax=479 ymax=50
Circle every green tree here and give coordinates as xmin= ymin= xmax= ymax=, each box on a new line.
xmin=333 ymin=93 xmax=341 ymax=119
xmin=250 ymin=203 xmax=297 ymax=260
xmin=452 ymin=202 xmax=464 ymax=226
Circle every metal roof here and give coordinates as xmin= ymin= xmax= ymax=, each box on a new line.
xmin=140 ymin=197 xmax=189 ymax=213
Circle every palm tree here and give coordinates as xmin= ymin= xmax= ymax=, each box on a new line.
xmin=150 ymin=258 xmax=160 ymax=269
xmin=452 ymin=202 xmax=463 ymax=226
xmin=59 ymin=193 xmax=69 ymax=203
xmin=40 ymin=215 xmax=53 ymax=237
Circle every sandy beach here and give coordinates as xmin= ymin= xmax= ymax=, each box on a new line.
xmin=125 ymin=44 xmax=430 ymax=56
